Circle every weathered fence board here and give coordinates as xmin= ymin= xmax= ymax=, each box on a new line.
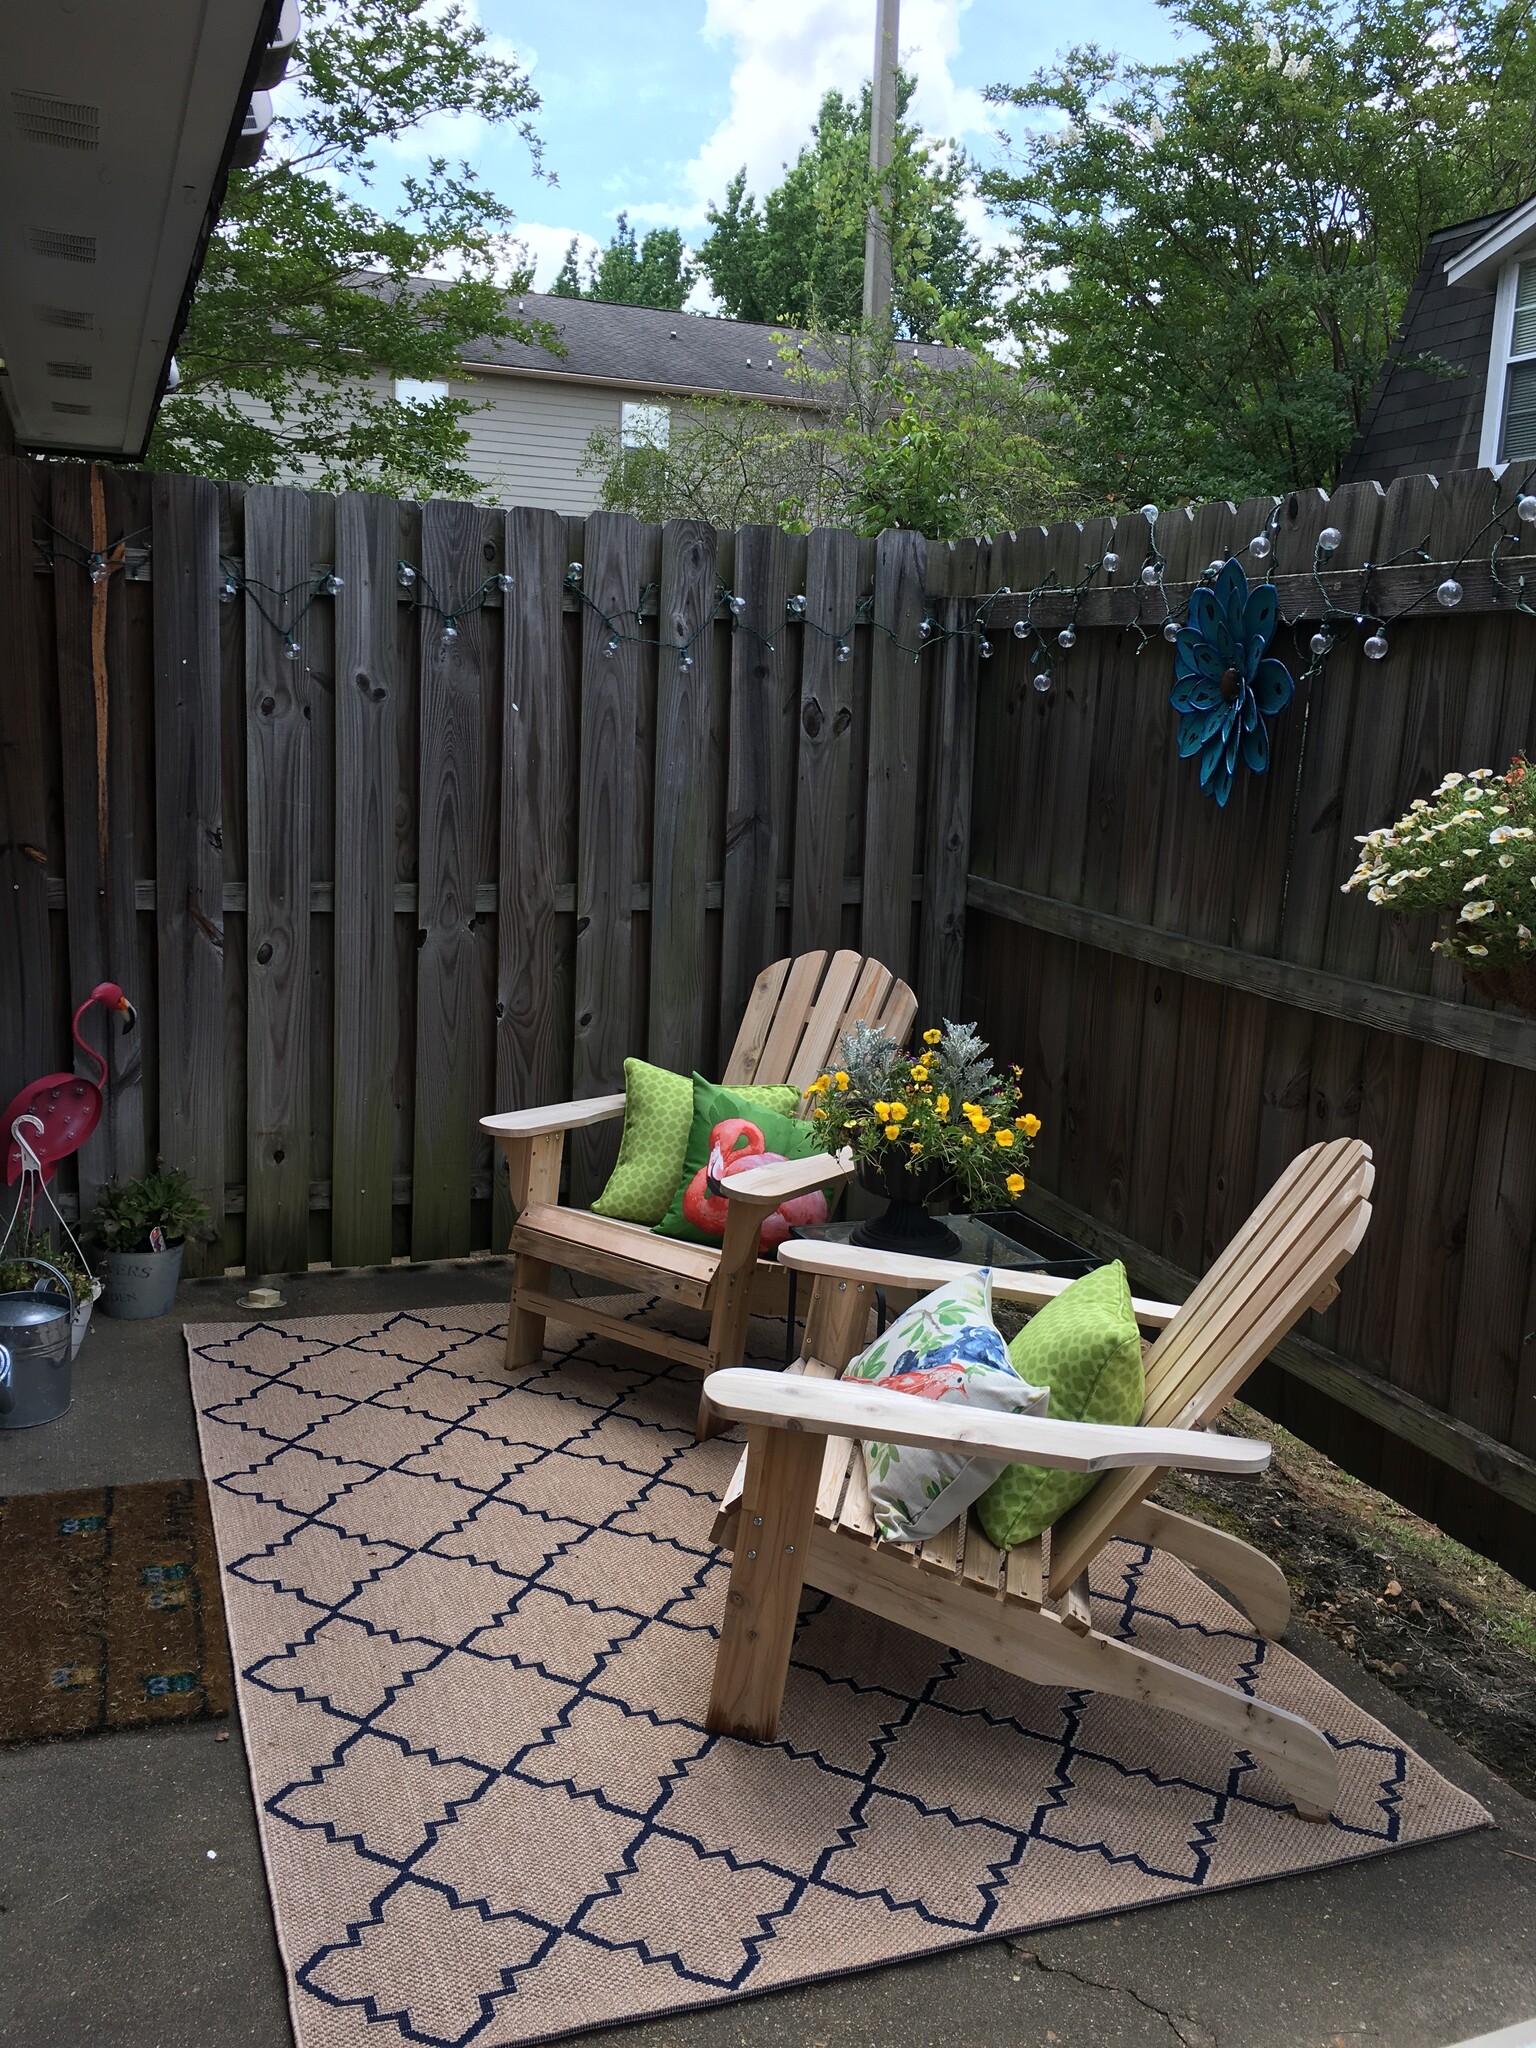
xmin=649 ymin=519 xmax=716 ymax=1074
xmin=243 ymin=487 xmax=313 ymax=1276
xmin=719 ymin=524 xmax=792 ymax=1045
xmin=411 ymin=499 xmax=490 ymax=1258
xmin=152 ymin=473 xmax=225 ymax=1273
xmin=571 ymin=512 xmax=642 ymax=1201
xmin=330 ymin=492 xmax=399 ymax=1268
xmin=792 ymin=528 xmax=863 ymax=957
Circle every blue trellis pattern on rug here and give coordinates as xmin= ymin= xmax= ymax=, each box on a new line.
xmin=187 ymin=1302 xmax=1488 ymax=2048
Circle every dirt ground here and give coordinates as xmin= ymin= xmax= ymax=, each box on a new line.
xmin=1157 ymin=1403 xmax=1536 ymax=1803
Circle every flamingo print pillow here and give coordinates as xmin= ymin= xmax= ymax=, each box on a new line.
xmin=842 ymin=1269 xmax=1047 ymax=1545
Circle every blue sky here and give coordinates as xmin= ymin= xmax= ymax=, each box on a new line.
xmin=375 ymin=1 xmax=1192 ymax=293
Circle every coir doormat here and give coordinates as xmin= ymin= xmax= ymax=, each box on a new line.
xmin=188 ymin=1300 xmax=1489 ymax=2048
xmin=0 ymin=1479 xmax=233 ymax=1741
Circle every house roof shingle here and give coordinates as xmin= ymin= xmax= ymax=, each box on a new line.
xmin=1338 ymin=212 xmax=1505 ymax=486
xmin=455 ymin=289 xmax=962 ymax=402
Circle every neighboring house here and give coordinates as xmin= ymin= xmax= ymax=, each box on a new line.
xmin=224 ymin=291 xmax=962 ymax=513
xmin=0 ymin=0 xmax=297 ymax=461
xmin=1340 ymin=196 xmax=1536 ymax=485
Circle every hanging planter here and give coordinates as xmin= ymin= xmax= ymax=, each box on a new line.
xmin=1342 ymin=757 xmax=1536 ymax=1011
xmin=1170 ymin=558 xmax=1294 ymax=807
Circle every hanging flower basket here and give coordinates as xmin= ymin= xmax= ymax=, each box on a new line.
xmin=1457 ymin=958 xmax=1536 ymax=1017
xmin=1343 ymin=758 xmax=1536 ymax=1007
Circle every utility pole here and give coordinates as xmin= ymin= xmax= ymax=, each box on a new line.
xmin=861 ymin=0 xmax=900 ymax=330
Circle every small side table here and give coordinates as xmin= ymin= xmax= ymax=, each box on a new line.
xmin=777 ymin=1209 xmax=1101 ymax=1364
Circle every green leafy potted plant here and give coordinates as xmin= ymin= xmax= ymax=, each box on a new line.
xmin=87 ymin=1168 xmax=215 ymax=1319
xmin=0 ymin=1223 xmax=99 ymax=1355
xmin=1342 ymin=757 xmax=1536 ymax=1014
xmin=806 ymin=1018 xmax=1040 ymax=1252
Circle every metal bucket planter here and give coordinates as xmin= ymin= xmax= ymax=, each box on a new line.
xmin=98 ymin=1242 xmax=184 ymax=1319
xmin=0 ymin=1257 xmax=76 ymax=1429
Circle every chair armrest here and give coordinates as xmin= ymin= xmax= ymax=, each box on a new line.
xmin=480 ymin=1094 xmax=626 ymax=1140
xmin=721 ymin=1150 xmax=854 ymax=1208
xmin=776 ymin=1239 xmax=1179 ymax=1330
xmin=701 ymin=1367 xmax=1270 ymax=1477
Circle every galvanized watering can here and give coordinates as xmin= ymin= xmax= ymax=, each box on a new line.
xmin=0 ymin=1255 xmax=75 ymax=1429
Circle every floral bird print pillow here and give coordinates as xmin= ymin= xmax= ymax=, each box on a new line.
xmin=842 ymin=1269 xmax=1047 ymax=1544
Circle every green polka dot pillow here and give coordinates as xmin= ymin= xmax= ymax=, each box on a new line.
xmin=974 ymin=1260 xmax=1144 ymax=1550
xmin=591 ymin=1058 xmax=801 ymax=1225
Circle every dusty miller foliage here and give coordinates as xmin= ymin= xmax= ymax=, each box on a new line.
xmin=833 ymin=1021 xmax=907 ymax=1101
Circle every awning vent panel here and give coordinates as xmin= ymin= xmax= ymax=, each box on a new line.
xmin=27 ymin=227 xmax=97 ymax=263
xmin=50 ymin=400 xmax=92 ymax=415
xmin=11 ymin=92 xmax=100 ymax=150
xmin=35 ymin=305 xmax=93 ymax=330
xmin=46 ymin=360 xmax=92 ymax=380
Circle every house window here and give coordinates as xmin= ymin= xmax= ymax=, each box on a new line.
xmin=1500 ymin=261 xmax=1536 ymax=460
xmin=621 ymin=401 xmax=669 ymax=451
xmin=395 ymin=377 xmax=449 ymax=407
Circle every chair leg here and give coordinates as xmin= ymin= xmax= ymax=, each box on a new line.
xmin=506 ymin=1252 xmax=551 ymax=1370
xmin=806 ymin=1530 xmax=1338 ymax=1821
xmin=1117 ymin=1499 xmax=1292 ymax=1641
xmin=706 ymin=1424 xmax=824 ymax=1741
xmin=499 ymin=1131 xmax=564 ymax=1372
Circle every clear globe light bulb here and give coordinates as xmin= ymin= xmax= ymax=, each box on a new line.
xmin=1101 ymin=550 xmax=1119 ymax=572
xmin=1139 ymin=562 xmax=1159 ymax=586
xmin=1012 ymin=620 xmax=1028 ymax=641
xmin=1317 ymin=526 xmax=1342 ymax=554
xmin=1310 ymin=629 xmax=1332 ymax=656
xmin=1363 ymin=632 xmax=1388 ymax=661
xmin=1518 ymin=494 xmax=1536 ymax=524
xmin=1249 ymin=532 xmax=1272 ymax=561
xmin=1057 ymin=625 xmax=1076 ymax=649
xmin=1032 ymin=668 xmax=1053 ymax=693
xmin=978 ymin=637 xmax=992 ymax=660
xmin=1163 ymin=618 xmax=1180 ymax=642
xmin=1436 ymin=577 xmax=1463 ymax=608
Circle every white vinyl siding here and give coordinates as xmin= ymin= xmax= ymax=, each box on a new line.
xmin=1500 ymin=261 xmax=1536 ymax=461
xmin=454 ymin=375 xmax=621 ymax=512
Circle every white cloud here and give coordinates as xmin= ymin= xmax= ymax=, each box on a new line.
xmin=678 ymin=0 xmax=990 ymax=227
xmin=513 ymin=221 xmax=602 ymax=289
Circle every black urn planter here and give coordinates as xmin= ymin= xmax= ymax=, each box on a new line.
xmin=850 ymin=1154 xmax=960 ymax=1255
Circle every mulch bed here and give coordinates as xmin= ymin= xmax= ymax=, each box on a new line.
xmin=1159 ymin=1418 xmax=1536 ymax=1803
xmin=0 ymin=1480 xmax=232 ymax=1742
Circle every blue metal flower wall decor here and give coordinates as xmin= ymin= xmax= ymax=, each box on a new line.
xmin=1171 ymin=558 xmax=1294 ymax=807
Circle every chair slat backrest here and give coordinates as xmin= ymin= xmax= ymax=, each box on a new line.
xmin=1045 ymin=1138 xmax=1373 ymax=1593
xmin=724 ymin=950 xmax=918 ymax=1091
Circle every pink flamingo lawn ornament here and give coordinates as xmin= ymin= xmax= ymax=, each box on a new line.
xmin=3 ymin=981 xmax=137 ymax=1185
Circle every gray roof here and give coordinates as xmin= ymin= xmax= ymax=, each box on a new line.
xmin=457 ymin=289 xmax=963 ymax=401
xmin=1338 ymin=209 xmax=1505 ymax=487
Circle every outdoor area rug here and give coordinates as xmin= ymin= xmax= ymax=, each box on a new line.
xmin=187 ymin=1298 xmax=1490 ymax=2048
xmin=0 ymin=1479 xmax=233 ymax=1741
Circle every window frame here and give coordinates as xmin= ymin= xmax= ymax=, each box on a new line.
xmin=1479 ymin=258 xmax=1536 ymax=467
xmin=394 ymin=376 xmax=451 ymax=409
xmin=620 ymin=399 xmax=670 ymax=452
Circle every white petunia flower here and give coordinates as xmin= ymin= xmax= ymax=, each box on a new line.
xmin=1467 ymin=943 xmax=1489 ymax=957
xmin=1460 ymin=900 xmax=1497 ymax=922
xmin=1464 ymin=874 xmax=1489 ymax=890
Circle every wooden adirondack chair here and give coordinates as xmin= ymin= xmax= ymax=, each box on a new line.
xmin=701 ymin=1137 xmax=1374 ymax=1822
xmin=480 ymin=949 xmax=916 ymax=1378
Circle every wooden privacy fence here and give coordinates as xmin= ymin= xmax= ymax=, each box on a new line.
xmin=962 ymin=470 xmax=1536 ymax=1583
xmin=6 ymin=453 xmax=1536 ymax=1581
xmin=0 ymin=456 xmax=983 ymax=1284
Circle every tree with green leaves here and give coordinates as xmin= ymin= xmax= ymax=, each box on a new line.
xmin=585 ymin=326 xmax=1078 ymax=538
xmin=146 ymin=0 xmax=548 ymax=494
xmin=699 ymin=78 xmax=1004 ymax=344
xmin=549 ymin=213 xmax=696 ymax=310
xmin=983 ymin=0 xmax=1536 ymax=506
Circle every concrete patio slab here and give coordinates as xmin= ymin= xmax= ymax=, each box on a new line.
xmin=2 ymin=1259 xmax=1533 ymax=2048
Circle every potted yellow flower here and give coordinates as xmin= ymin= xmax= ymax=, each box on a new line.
xmin=806 ymin=1019 xmax=1040 ymax=1253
